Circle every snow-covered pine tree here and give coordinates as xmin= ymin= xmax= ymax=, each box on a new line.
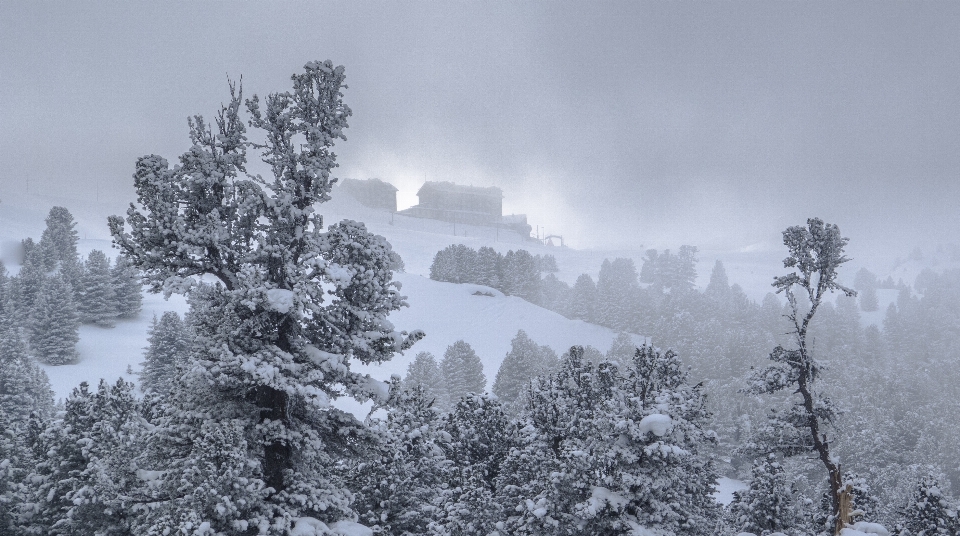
xmin=140 ymin=311 xmax=190 ymax=395
xmin=28 ymin=273 xmax=79 ymax=365
xmin=22 ymin=379 xmax=143 ymax=536
xmin=111 ymin=254 xmax=142 ymax=319
xmin=0 ymin=315 xmax=54 ymax=427
xmin=596 ymin=258 xmax=639 ymax=332
xmin=0 ymin=309 xmax=54 ymax=535
xmin=108 ymin=62 xmax=422 ymax=532
xmin=498 ymin=250 xmax=520 ymax=296
xmin=612 ymin=344 xmax=720 ymax=534
xmin=78 ymin=250 xmax=117 ymax=326
xmin=351 ymin=383 xmax=449 ymax=536
xmin=493 ymin=330 xmax=545 ymax=406
xmin=741 ymin=218 xmax=857 ymax=531
xmin=705 ymin=259 xmax=731 ymax=303
xmin=725 ymin=455 xmax=800 ymax=536
xmin=439 ymin=393 xmax=512 ymax=535
xmin=476 ymin=246 xmax=502 ymax=289
xmin=439 ymin=340 xmax=486 ymax=409
xmin=37 ymin=206 xmax=80 ymax=273
xmin=430 ymin=246 xmax=456 ymax=283
xmin=455 ymin=244 xmax=480 ymax=285
xmin=570 ymin=273 xmax=598 ymax=322
xmin=512 ymin=249 xmax=542 ymax=303
xmin=539 ymin=272 xmax=571 ymax=314
xmin=13 ymin=243 xmax=46 ymax=316
xmin=899 ymin=472 xmax=958 ymax=536
xmin=403 ymin=351 xmax=443 ymax=402
xmin=496 ymin=346 xmax=611 ymax=535
xmin=430 ymin=244 xmax=477 ymax=284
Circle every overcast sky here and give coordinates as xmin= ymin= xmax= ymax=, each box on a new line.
xmin=1 ymin=1 xmax=958 ymax=256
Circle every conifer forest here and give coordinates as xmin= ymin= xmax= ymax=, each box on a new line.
xmin=1 ymin=4 xmax=959 ymax=536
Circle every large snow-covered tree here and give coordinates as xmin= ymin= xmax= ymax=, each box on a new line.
xmin=741 ymin=218 xmax=857 ymax=531
xmin=108 ymin=61 xmax=422 ymax=532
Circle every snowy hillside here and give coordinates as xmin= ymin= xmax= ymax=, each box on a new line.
xmin=0 ymin=190 xmax=636 ymax=405
xmin=6 ymin=186 xmax=948 ymax=403
xmin=359 ymin=273 xmax=644 ymax=386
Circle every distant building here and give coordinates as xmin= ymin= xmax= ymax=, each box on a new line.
xmin=400 ymin=181 xmax=503 ymax=226
xmin=339 ymin=178 xmax=398 ymax=212
xmin=501 ymin=213 xmax=532 ymax=237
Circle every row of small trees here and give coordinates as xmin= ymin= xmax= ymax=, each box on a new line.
xmin=429 ymin=244 xmax=557 ymax=303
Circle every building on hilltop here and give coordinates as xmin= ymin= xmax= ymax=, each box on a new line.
xmin=501 ymin=213 xmax=533 ymax=237
xmin=400 ymin=181 xmax=503 ymax=226
xmin=339 ymin=178 xmax=398 ymax=212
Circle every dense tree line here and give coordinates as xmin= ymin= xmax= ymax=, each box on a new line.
xmin=429 ymin=244 xmax=557 ymax=303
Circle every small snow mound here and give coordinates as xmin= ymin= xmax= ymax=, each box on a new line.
xmin=266 ymin=288 xmax=295 ymax=314
xmin=329 ymin=520 xmax=374 ymax=536
xmin=291 ymin=517 xmax=329 ymax=536
xmin=638 ymin=413 xmax=672 ymax=436
xmin=842 ymin=522 xmax=890 ymax=536
xmin=463 ymin=283 xmax=504 ymax=297
xmin=627 ymin=523 xmax=671 ymax=536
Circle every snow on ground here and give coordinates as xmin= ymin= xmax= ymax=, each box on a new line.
xmin=8 ymin=189 xmax=636 ymax=404
xmin=356 ymin=272 xmax=643 ymax=387
xmin=39 ymin=289 xmax=189 ymax=403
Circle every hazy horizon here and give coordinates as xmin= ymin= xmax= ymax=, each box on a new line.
xmin=2 ymin=1 xmax=958 ymax=260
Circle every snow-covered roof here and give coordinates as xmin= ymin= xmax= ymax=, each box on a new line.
xmin=339 ymin=178 xmax=398 ymax=192
xmin=416 ymin=181 xmax=502 ymax=199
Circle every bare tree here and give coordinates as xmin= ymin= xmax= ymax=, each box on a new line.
xmin=743 ymin=218 xmax=857 ymax=532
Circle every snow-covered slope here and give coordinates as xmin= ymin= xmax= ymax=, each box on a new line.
xmin=1 ymin=190 xmax=634 ymax=404
xmin=358 ymin=273 xmax=643 ymax=386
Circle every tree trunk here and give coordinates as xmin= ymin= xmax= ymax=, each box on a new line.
xmin=257 ymin=385 xmax=291 ymax=494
